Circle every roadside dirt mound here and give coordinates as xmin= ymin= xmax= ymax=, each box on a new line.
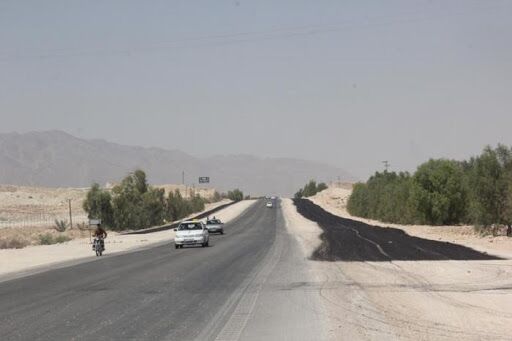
xmin=294 ymin=199 xmax=501 ymax=262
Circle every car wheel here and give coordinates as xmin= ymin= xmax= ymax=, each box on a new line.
xmin=175 ymin=244 xmax=179 ymax=249
xmin=220 ymin=230 xmax=224 ymax=235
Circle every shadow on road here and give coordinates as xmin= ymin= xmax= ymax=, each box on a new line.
xmin=294 ymin=199 xmax=502 ymax=262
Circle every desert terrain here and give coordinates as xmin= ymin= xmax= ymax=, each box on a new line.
xmin=0 ymin=184 xmax=218 ymax=249
xmin=281 ymin=185 xmax=512 ymax=340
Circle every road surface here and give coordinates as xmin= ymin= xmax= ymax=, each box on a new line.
xmin=0 ymin=200 xmax=325 ymax=341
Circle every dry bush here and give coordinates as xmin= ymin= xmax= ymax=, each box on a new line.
xmin=0 ymin=225 xmax=87 ymax=248
xmin=38 ymin=233 xmax=71 ymax=245
xmin=474 ymin=224 xmax=507 ymax=237
xmin=76 ymin=222 xmax=89 ymax=230
xmin=54 ymin=219 xmax=68 ymax=232
xmin=0 ymin=237 xmax=30 ymax=249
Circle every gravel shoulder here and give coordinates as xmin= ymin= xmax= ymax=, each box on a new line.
xmin=0 ymin=200 xmax=257 ymax=280
xmin=282 ymin=198 xmax=512 ymax=341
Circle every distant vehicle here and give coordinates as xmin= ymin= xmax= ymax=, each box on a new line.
xmin=205 ymin=218 xmax=224 ymax=234
xmin=266 ymin=202 xmax=273 ymax=208
xmin=271 ymin=196 xmax=277 ymax=200
xmin=174 ymin=221 xmax=209 ymax=249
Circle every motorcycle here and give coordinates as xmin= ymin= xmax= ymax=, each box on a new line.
xmin=92 ymin=237 xmax=105 ymax=256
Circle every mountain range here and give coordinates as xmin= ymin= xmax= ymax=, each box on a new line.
xmin=0 ymin=131 xmax=353 ymax=196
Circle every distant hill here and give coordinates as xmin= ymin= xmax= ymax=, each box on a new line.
xmin=0 ymin=131 xmax=354 ymax=196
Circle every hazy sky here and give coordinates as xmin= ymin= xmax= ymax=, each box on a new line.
xmin=1 ymin=0 xmax=511 ymax=179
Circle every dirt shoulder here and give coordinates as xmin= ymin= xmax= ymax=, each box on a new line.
xmin=309 ymin=185 xmax=512 ymax=259
xmin=0 ymin=200 xmax=257 ymax=280
xmin=282 ymin=198 xmax=512 ymax=341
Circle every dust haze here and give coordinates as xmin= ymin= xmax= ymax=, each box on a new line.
xmin=1 ymin=1 xmax=511 ymax=178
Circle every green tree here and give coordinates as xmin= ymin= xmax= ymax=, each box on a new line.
xmin=466 ymin=145 xmax=512 ymax=232
xmin=83 ymin=183 xmax=114 ymax=227
xmin=348 ymin=171 xmax=413 ymax=223
xmin=189 ymin=194 xmax=206 ymax=212
xmin=317 ymin=182 xmax=328 ymax=192
xmin=347 ymin=182 xmax=369 ymax=217
xmin=294 ymin=188 xmax=304 ymax=199
xmin=409 ymin=159 xmax=468 ymax=225
xmin=166 ymin=189 xmax=187 ymax=221
xmin=302 ymin=180 xmax=318 ymax=197
xmin=111 ymin=170 xmax=150 ymax=230
xmin=141 ymin=187 xmax=166 ymax=227
xmin=227 ymin=189 xmax=244 ymax=202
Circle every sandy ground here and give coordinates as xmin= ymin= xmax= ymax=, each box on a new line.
xmin=282 ymin=198 xmax=512 ymax=340
xmin=0 ymin=185 xmax=89 ymax=228
xmin=309 ymin=185 xmax=512 ymax=259
xmin=0 ymin=200 xmax=256 ymax=279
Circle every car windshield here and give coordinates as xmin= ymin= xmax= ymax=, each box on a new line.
xmin=207 ymin=220 xmax=221 ymax=224
xmin=178 ymin=223 xmax=202 ymax=231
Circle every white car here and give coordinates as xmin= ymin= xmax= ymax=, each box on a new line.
xmin=174 ymin=221 xmax=209 ymax=249
xmin=266 ymin=201 xmax=273 ymax=208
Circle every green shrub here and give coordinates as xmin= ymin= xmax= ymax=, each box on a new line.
xmin=347 ymin=171 xmax=414 ymax=224
xmin=227 ymin=189 xmax=244 ymax=202
xmin=38 ymin=233 xmax=55 ymax=245
xmin=294 ymin=180 xmax=329 ymax=199
xmin=347 ymin=144 xmax=512 ymax=229
xmin=409 ymin=159 xmax=467 ymax=225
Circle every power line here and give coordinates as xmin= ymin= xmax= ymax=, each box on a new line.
xmin=0 ymin=4 xmax=501 ymax=63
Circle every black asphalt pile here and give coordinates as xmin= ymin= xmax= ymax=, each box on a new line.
xmin=293 ymin=199 xmax=501 ymax=262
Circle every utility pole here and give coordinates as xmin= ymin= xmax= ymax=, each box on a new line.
xmin=182 ymin=171 xmax=185 ymax=185
xmin=68 ymin=199 xmax=73 ymax=229
xmin=382 ymin=161 xmax=390 ymax=172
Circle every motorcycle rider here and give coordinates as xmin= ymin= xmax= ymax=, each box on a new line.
xmin=93 ymin=224 xmax=108 ymax=251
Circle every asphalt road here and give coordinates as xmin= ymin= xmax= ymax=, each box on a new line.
xmin=0 ymin=200 xmax=324 ymax=341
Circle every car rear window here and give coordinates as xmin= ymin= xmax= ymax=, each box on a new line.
xmin=178 ymin=223 xmax=202 ymax=230
xmin=207 ymin=220 xmax=221 ymax=224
